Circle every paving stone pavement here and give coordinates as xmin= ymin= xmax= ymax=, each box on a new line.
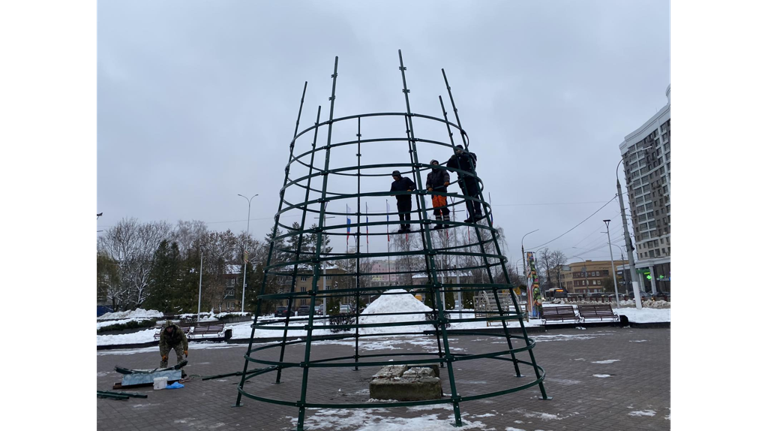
xmin=97 ymin=327 xmax=670 ymax=430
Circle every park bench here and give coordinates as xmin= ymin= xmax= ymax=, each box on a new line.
xmin=577 ymin=304 xmax=619 ymax=323
xmin=188 ymin=324 xmax=225 ymax=339
xmin=473 ymin=291 xmax=524 ymax=326
xmin=540 ymin=306 xmax=579 ymax=325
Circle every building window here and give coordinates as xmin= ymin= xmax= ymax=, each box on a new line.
xmin=301 ymin=276 xmax=308 ymax=281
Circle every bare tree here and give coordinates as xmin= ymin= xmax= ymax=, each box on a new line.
xmin=199 ymin=230 xmax=238 ymax=312
xmin=390 ymin=232 xmax=424 ymax=286
xmin=98 ymin=218 xmax=173 ymax=309
xmin=172 ymin=220 xmax=209 ymax=256
xmin=537 ymin=248 xmax=568 ymax=290
xmin=97 ymin=251 xmax=122 ymax=310
xmin=550 ymin=250 xmax=568 ymax=289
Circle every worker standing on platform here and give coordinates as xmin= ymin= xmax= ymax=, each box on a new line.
xmin=426 ymin=159 xmax=450 ymax=229
xmin=390 ymin=170 xmax=416 ymax=233
xmin=446 ymin=145 xmax=481 ymax=223
xmin=159 ymin=320 xmax=188 ymax=368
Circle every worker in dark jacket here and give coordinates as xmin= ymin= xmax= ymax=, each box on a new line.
xmin=159 ymin=320 xmax=189 ymax=368
xmin=390 ymin=170 xmax=416 ymax=233
xmin=446 ymin=145 xmax=481 ymax=222
xmin=426 ymin=159 xmax=450 ymax=229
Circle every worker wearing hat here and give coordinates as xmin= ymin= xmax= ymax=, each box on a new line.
xmin=389 ymin=170 xmax=416 ymax=233
xmin=426 ymin=159 xmax=451 ymax=229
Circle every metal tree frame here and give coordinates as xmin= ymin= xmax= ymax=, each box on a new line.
xmin=234 ymin=51 xmax=549 ymax=430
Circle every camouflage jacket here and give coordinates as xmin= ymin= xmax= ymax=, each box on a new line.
xmin=159 ymin=321 xmax=188 ymax=351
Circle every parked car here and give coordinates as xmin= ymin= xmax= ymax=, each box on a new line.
xmin=629 ymin=291 xmax=651 ymax=299
xmin=339 ymin=304 xmax=352 ymax=314
xmin=314 ymin=306 xmax=324 ymax=316
xmin=297 ymin=305 xmax=311 ymax=316
xmin=548 ymin=288 xmax=568 ymax=299
xmin=274 ymin=306 xmax=288 ymax=317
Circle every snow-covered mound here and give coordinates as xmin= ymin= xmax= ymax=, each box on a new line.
xmin=358 ymin=289 xmax=434 ymax=335
xmin=98 ymin=308 xmax=164 ymax=321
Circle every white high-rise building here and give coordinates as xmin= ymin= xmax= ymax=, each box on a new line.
xmin=618 ymin=85 xmax=671 ymax=294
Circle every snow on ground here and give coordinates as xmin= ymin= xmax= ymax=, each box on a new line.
xmin=628 ymin=410 xmax=656 ymax=417
xmin=98 ymin=328 xmax=157 ymax=345
xmin=295 ymin=407 xmax=493 ymax=430
xmin=97 ymin=318 xmax=154 ymax=330
xmin=96 ymin=299 xmax=668 ymax=347
xmin=614 ymin=307 xmax=670 ymax=323
xmin=98 ymin=308 xmax=164 ymax=321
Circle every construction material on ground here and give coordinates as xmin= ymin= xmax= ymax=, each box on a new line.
xmin=96 ymin=390 xmax=149 ymax=400
xmin=154 ymin=377 xmax=168 ymax=390
xmin=113 ymin=361 xmax=187 ymax=389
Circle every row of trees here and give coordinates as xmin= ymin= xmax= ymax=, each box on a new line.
xmin=97 ymin=217 xmax=340 ymax=314
xmin=97 ymin=216 xmax=570 ymax=314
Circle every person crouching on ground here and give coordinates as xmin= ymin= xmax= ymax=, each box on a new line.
xmin=159 ymin=320 xmax=188 ymax=368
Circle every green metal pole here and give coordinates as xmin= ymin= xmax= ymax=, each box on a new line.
xmin=398 ymin=49 xmax=464 ymax=428
xmin=296 ymin=55 xmax=339 ymax=431
xmin=442 ymin=69 xmax=548 ymax=399
xmin=354 ymin=116 xmax=362 ymax=371
xmin=276 ymin=102 xmax=322 ymax=384
xmin=235 ymin=81 xmax=308 ymax=407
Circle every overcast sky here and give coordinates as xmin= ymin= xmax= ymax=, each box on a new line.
xmin=97 ymin=0 xmax=670 ymax=268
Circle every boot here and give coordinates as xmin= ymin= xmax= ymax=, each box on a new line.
xmin=435 ymin=215 xmax=443 ymax=230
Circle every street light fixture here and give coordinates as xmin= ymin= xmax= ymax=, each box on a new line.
xmin=238 ymin=193 xmax=259 ymax=313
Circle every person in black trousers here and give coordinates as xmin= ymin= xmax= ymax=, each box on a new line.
xmin=446 ymin=145 xmax=481 ymax=222
xmin=390 ymin=170 xmax=416 ymax=233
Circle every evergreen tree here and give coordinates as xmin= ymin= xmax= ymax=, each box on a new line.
xmin=145 ymin=240 xmax=184 ymax=313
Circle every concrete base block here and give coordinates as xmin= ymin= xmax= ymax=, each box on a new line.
xmin=370 ymin=365 xmax=443 ymax=401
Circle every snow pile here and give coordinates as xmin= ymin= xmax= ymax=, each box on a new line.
xmin=96 ymin=318 xmax=153 ymax=330
xmin=98 ymin=308 xmax=164 ymax=321
xmin=616 ymin=307 xmax=670 ymax=323
xmin=178 ymin=312 xmax=219 ymax=322
xmin=358 ymin=289 xmax=434 ymax=335
xmin=548 ymin=299 xmax=670 ymax=308
xmin=98 ymin=328 xmax=157 ymax=345
xmin=213 ymin=311 xmax=250 ymax=318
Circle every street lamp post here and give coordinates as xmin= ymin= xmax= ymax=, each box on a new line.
xmin=603 ymin=220 xmax=621 ymax=306
xmin=238 ymin=193 xmax=258 ymax=313
xmin=521 ymin=229 xmax=539 ymax=319
xmin=616 ymin=159 xmax=643 ymax=309
xmin=604 ymin=243 xmax=628 ymax=295
xmin=198 ymin=246 xmax=203 ymax=322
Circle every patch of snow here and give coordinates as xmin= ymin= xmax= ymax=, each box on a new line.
xmin=591 ymin=359 xmax=620 ymax=364
xmin=628 ymin=410 xmax=656 ymax=417
xmin=506 ymin=428 xmax=526 ymax=431
xmin=358 ymin=289 xmax=434 ymax=335
xmin=522 ymin=411 xmax=560 ymax=421
xmin=615 ymin=307 xmax=670 ymax=323
xmin=629 ymin=340 xmax=648 ymax=343
xmin=546 ymin=378 xmax=582 ymax=386
xmin=98 ymin=308 xmax=164 ymax=321
xmin=295 ymin=408 xmax=491 ymax=430
xmin=593 ymin=374 xmax=611 ymax=378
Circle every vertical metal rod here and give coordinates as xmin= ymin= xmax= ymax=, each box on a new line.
xmin=354 ymin=116 xmax=362 ymax=371
xmin=296 ymin=56 xmax=339 ymax=431
xmin=236 ymin=81 xmax=308 ymax=407
xmin=275 ymin=103 xmax=322 ymax=384
xmin=604 ymin=220 xmax=621 ymax=305
xmin=438 ymin=92 xmax=522 ymax=377
xmin=443 ymin=70 xmax=544 ymax=391
xmin=398 ymin=49 xmax=463 ymax=427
